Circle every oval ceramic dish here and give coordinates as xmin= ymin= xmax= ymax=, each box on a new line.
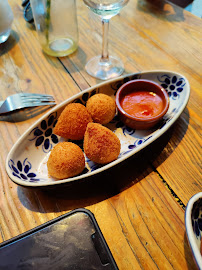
xmin=6 ymin=70 xmax=190 ymax=187
xmin=185 ymin=192 xmax=202 ymax=270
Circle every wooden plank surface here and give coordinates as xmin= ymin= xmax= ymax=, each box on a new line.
xmin=0 ymin=0 xmax=201 ymax=269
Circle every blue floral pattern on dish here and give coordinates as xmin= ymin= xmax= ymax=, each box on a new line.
xmin=8 ymin=158 xmax=40 ymax=182
xmin=110 ymin=74 xmax=141 ymax=96
xmin=128 ymin=136 xmax=153 ymax=150
xmin=29 ymin=112 xmax=59 ymax=153
xmin=192 ymin=199 xmax=202 ymax=240
xmin=157 ymin=74 xmax=186 ymax=100
xmin=73 ymin=90 xmax=97 ymax=105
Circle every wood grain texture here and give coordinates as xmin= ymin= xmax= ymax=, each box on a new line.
xmin=0 ymin=0 xmax=201 ymax=269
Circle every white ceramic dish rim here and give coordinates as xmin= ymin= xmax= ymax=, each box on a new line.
xmin=6 ymin=70 xmax=190 ymax=187
xmin=185 ymin=192 xmax=202 ymax=270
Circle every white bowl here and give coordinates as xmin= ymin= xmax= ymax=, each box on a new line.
xmin=185 ymin=192 xmax=202 ymax=269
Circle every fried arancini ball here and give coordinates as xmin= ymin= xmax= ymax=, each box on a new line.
xmin=86 ymin=93 xmax=116 ymax=125
xmin=47 ymin=142 xmax=85 ymax=180
xmin=84 ymin=123 xmax=120 ymax=164
xmin=54 ymin=103 xmax=92 ymax=140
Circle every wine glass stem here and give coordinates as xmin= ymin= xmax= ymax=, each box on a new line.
xmin=101 ymin=18 xmax=110 ymax=63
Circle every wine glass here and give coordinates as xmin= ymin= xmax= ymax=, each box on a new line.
xmin=83 ymin=0 xmax=129 ymax=80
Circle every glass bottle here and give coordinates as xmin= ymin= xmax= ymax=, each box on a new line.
xmin=30 ymin=0 xmax=79 ymax=57
xmin=0 ymin=0 xmax=14 ymax=44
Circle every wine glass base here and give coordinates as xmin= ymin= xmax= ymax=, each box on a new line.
xmin=85 ymin=55 xmax=124 ymax=80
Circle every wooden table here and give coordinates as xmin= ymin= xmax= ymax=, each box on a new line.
xmin=0 ymin=0 xmax=201 ymax=269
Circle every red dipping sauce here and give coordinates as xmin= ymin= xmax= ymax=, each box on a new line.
xmin=116 ymin=79 xmax=170 ymax=130
xmin=120 ymin=91 xmax=164 ymax=119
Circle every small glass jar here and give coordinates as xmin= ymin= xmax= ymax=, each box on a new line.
xmin=0 ymin=0 xmax=14 ymax=44
xmin=30 ymin=0 xmax=79 ymax=57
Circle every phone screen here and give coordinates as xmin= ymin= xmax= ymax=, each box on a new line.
xmin=0 ymin=210 xmax=118 ymax=270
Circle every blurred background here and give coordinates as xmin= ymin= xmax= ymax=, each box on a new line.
xmin=169 ymin=0 xmax=202 ymax=18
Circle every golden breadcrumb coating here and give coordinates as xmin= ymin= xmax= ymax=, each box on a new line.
xmin=84 ymin=123 xmax=120 ymax=164
xmin=86 ymin=93 xmax=116 ymax=125
xmin=54 ymin=103 xmax=92 ymax=140
xmin=47 ymin=142 xmax=85 ymax=180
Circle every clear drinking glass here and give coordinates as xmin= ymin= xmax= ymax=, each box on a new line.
xmin=83 ymin=0 xmax=129 ymax=80
xmin=0 ymin=0 xmax=14 ymax=44
xmin=30 ymin=0 xmax=79 ymax=57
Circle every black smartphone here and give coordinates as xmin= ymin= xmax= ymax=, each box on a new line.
xmin=0 ymin=208 xmax=118 ymax=270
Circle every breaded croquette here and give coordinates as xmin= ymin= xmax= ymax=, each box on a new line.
xmin=47 ymin=142 xmax=85 ymax=179
xmin=84 ymin=123 xmax=120 ymax=164
xmin=86 ymin=93 xmax=116 ymax=125
xmin=54 ymin=103 xmax=92 ymax=140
